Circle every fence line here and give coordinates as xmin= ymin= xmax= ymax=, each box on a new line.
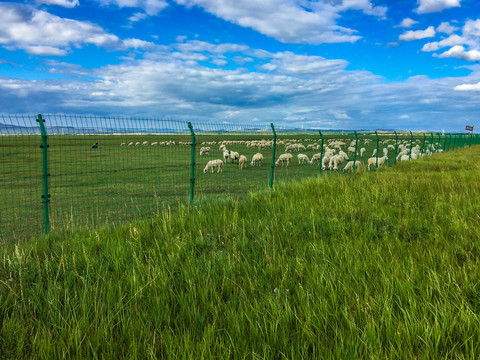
xmin=0 ymin=114 xmax=478 ymax=241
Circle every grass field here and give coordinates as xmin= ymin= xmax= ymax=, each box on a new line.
xmin=0 ymin=145 xmax=479 ymax=358
xmin=0 ymin=127 xmax=462 ymax=241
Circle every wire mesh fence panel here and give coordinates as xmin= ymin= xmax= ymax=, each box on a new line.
xmin=193 ymin=122 xmax=273 ymax=201
xmin=42 ymin=115 xmax=191 ymax=233
xmin=0 ymin=115 xmax=43 ymax=242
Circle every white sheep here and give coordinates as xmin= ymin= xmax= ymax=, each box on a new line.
xmin=128 ymin=142 xmax=134 ymax=146
xmin=223 ymin=150 xmax=230 ymax=163
xmin=203 ymin=159 xmax=224 ymax=173
xmin=309 ymin=153 xmax=322 ymax=165
xmin=239 ymin=155 xmax=247 ymax=169
xmin=120 ymin=142 xmax=126 ymax=146
xmin=400 ymin=155 xmax=410 ymax=161
xmin=250 ymin=153 xmax=263 ymax=166
xmin=382 ymin=148 xmax=388 ymax=157
xmin=297 ymin=153 xmax=310 ymax=164
xmin=343 ymin=160 xmax=363 ymax=172
xmin=142 ymin=141 xmax=149 ymax=146
xmin=275 ymin=153 xmax=293 ymax=167
xmin=367 ymin=155 xmax=388 ymax=171
xmin=229 ymin=151 xmax=240 ymax=164
xmin=151 ymin=142 xmax=158 ymax=146
xmin=360 ymin=148 xmax=366 ymax=157
xmin=135 ymin=142 xmax=140 ymax=146
xmin=372 ymin=148 xmax=377 ymax=157
xmin=199 ymin=146 xmax=210 ymax=156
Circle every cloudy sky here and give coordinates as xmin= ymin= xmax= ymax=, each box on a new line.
xmin=1 ymin=0 xmax=480 ymax=130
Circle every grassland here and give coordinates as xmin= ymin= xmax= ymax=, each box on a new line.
xmin=0 ymin=146 xmax=479 ymax=358
xmin=0 ymin=130 xmax=460 ymax=241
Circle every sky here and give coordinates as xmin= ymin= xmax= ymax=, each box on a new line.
xmin=1 ymin=0 xmax=480 ymax=130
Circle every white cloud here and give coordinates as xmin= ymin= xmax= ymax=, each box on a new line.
xmin=463 ymin=19 xmax=480 ymax=39
xmin=437 ymin=22 xmax=458 ymax=34
xmin=421 ymin=34 xmax=465 ymax=52
xmin=437 ymin=45 xmax=480 ymax=61
xmin=95 ymin=0 xmax=168 ymax=15
xmin=415 ymin=0 xmax=461 ymax=14
xmin=171 ymin=0 xmax=387 ymax=44
xmin=454 ymin=82 xmax=480 ymax=91
xmin=397 ymin=18 xmax=418 ymax=28
xmin=399 ymin=26 xmax=436 ymax=41
xmin=0 ymin=3 xmax=152 ymax=55
xmin=36 ymin=0 xmax=79 ymax=8
xmin=128 ymin=12 xmax=148 ymax=23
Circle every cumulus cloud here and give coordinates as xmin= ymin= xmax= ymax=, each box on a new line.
xmin=399 ymin=26 xmax=436 ymax=41
xmin=437 ymin=45 xmax=480 ymax=61
xmin=397 ymin=18 xmax=418 ymax=28
xmin=415 ymin=0 xmax=461 ymax=14
xmin=437 ymin=22 xmax=458 ymax=34
xmin=421 ymin=35 xmax=465 ymax=52
xmin=95 ymin=0 xmax=168 ymax=15
xmin=171 ymin=0 xmax=387 ymax=44
xmin=0 ymin=3 xmax=153 ymax=55
xmin=2 ymin=38 xmax=478 ymax=131
xmin=36 ymin=0 xmax=79 ymax=8
xmin=454 ymin=82 xmax=480 ymax=91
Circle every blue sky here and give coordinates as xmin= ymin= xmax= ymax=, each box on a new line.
xmin=1 ymin=0 xmax=480 ymax=130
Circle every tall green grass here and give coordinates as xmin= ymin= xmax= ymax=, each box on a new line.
xmin=1 ymin=147 xmax=480 ymax=359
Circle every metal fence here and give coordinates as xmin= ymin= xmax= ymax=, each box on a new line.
xmin=1 ymin=114 xmax=478 ymax=241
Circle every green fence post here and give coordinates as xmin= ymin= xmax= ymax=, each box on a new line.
xmin=421 ymin=133 xmax=426 ymax=155
xmin=409 ymin=131 xmax=413 ymax=160
xmin=436 ymin=133 xmax=441 ymax=152
xmin=270 ymin=123 xmax=277 ymax=188
xmin=429 ymin=132 xmax=434 ymax=153
xmin=318 ymin=130 xmax=324 ymax=175
xmin=187 ymin=122 xmax=195 ymax=204
xmin=36 ymin=114 xmax=50 ymax=235
xmin=394 ymin=131 xmax=398 ymax=165
xmin=353 ymin=131 xmax=358 ymax=171
xmin=375 ymin=130 xmax=379 ymax=170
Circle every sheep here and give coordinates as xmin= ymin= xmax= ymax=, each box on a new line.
xmin=151 ymin=142 xmax=158 ymax=146
xmin=347 ymin=146 xmax=356 ymax=155
xmin=229 ymin=151 xmax=240 ymax=164
xmin=135 ymin=142 xmax=140 ymax=146
xmin=309 ymin=153 xmax=322 ymax=165
xmin=250 ymin=153 xmax=263 ymax=166
xmin=223 ymin=150 xmax=230 ymax=163
xmin=142 ymin=141 xmax=149 ymax=146
xmin=367 ymin=156 xmax=388 ymax=171
xmin=372 ymin=148 xmax=377 ymax=157
xmin=120 ymin=142 xmax=126 ymax=146
xmin=400 ymin=155 xmax=410 ymax=162
xmin=239 ymin=155 xmax=247 ymax=169
xmin=199 ymin=147 xmax=210 ymax=156
xmin=297 ymin=153 xmax=310 ymax=164
xmin=275 ymin=153 xmax=293 ymax=167
xmin=382 ymin=148 xmax=388 ymax=157
xmin=343 ymin=160 xmax=363 ymax=172
xmin=360 ymin=147 xmax=366 ymax=157
xmin=91 ymin=142 xmax=99 ymax=149
xmin=128 ymin=142 xmax=134 ymax=146
xmin=203 ymin=159 xmax=224 ymax=173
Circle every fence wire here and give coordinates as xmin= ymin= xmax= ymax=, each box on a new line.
xmin=0 ymin=114 xmax=478 ymax=242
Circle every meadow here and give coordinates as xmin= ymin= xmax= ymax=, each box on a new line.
xmin=0 ymin=145 xmax=479 ymax=358
xmin=0 ymin=129 xmax=456 ymax=241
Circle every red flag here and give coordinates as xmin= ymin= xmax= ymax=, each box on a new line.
xmin=465 ymin=125 xmax=474 ymax=131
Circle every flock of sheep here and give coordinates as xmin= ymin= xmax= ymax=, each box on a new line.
xmin=200 ymin=136 xmax=443 ymax=174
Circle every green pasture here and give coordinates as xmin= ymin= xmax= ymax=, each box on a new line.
xmin=0 ymin=131 xmax=465 ymax=241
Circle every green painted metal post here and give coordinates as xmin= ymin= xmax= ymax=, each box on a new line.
xmin=393 ymin=131 xmax=398 ymax=165
xmin=375 ymin=131 xmax=379 ymax=169
xmin=421 ymin=133 xmax=426 ymax=155
xmin=436 ymin=133 xmax=441 ymax=152
xmin=430 ymin=132 xmax=434 ymax=153
xmin=318 ymin=130 xmax=324 ymax=175
xmin=352 ymin=131 xmax=358 ymax=171
xmin=270 ymin=123 xmax=276 ymax=188
xmin=409 ymin=131 xmax=413 ymax=160
xmin=187 ymin=122 xmax=195 ymax=204
xmin=36 ymin=114 xmax=50 ymax=235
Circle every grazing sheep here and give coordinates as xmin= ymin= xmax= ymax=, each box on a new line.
xmin=239 ymin=155 xmax=247 ymax=169
xmin=120 ymin=142 xmax=126 ymax=146
xmin=343 ymin=160 xmax=363 ymax=172
xmin=203 ymin=159 xmax=224 ymax=173
xmin=229 ymin=151 xmax=240 ymax=164
xmin=360 ymin=147 xmax=366 ymax=157
xmin=151 ymin=142 xmax=158 ymax=146
xmin=128 ymin=142 xmax=134 ymax=146
xmin=400 ymin=155 xmax=410 ymax=162
xmin=367 ymin=155 xmax=388 ymax=171
xmin=275 ymin=153 xmax=293 ymax=167
xmin=309 ymin=153 xmax=322 ymax=165
xmin=297 ymin=153 xmax=310 ymax=164
xmin=372 ymin=148 xmax=377 ymax=157
xmin=347 ymin=146 xmax=356 ymax=155
xmin=382 ymin=148 xmax=388 ymax=157
xmin=142 ymin=141 xmax=149 ymax=146
xmin=199 ymin=146 xmax=210 ymax=156
xmin=223 ymin=150 xmax=230 ymax=163
xmin=250 ymin=153 xmax=263 ymax=166
xmin=135 ymin=142 xmax=140 ymax=146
